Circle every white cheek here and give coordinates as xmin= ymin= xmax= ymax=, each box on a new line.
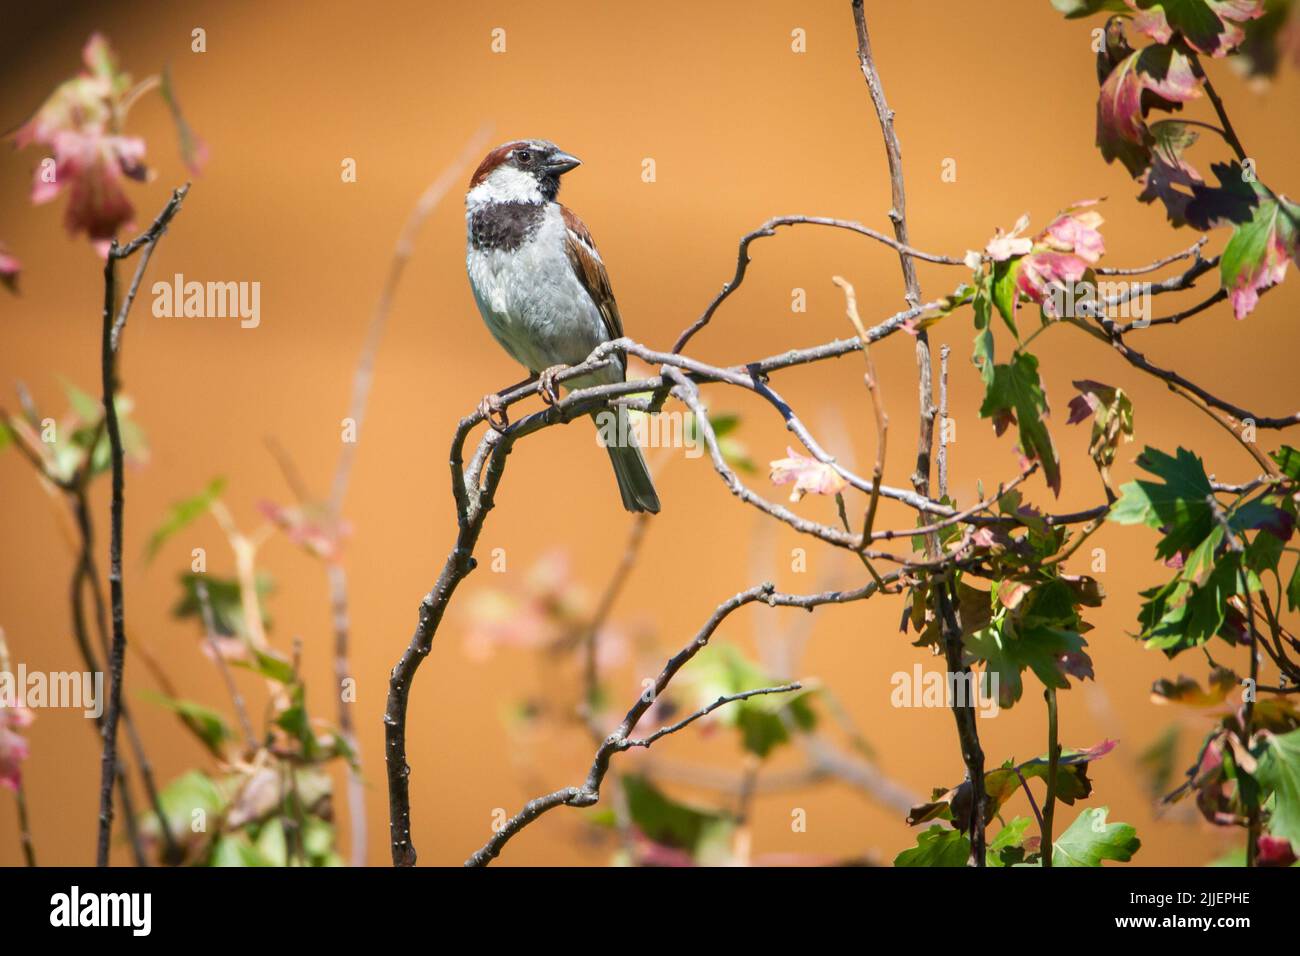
xmin=468 ymin=166 xmax=543 ymax=205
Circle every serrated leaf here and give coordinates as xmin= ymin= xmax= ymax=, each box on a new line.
xmin=1051 ymin=806 xmax=1140 ymax=866
xmin=964 ymin=579 xmax=1092 ymax=708
xmin=894 ymin=825 xmax=969 ymax=867
xmin=979 ymin=351 xmax=1061 ymax=496
xmin=1129 ymin=0 xmax=1266 ymax=57
xmin=1220 ymin=186 xmax=1299 ymax=319
xmin=1110 ymin=446 xmax=1214 ymax=559
xmin=1096 ymin=45 xmax=1201 ymax=178
xmin=988 ymin=816 xmax=1036 ymax=867
xmin=1270 ymin=445 xmax=1300 ymax=481
xmin=1256 ymin=728 xmax=1300 ymax=847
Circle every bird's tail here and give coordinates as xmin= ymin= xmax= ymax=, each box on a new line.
xmin=593 ymin=407 xmax=660 ymax=514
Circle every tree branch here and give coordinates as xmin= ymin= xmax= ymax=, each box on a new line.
xmin=96 ymin=184 xmax=189 ymax=867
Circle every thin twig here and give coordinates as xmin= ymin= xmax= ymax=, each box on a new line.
xmin=465 ymin=577 xmax=896 ymax=866
xmin=1041 ymin=686 xmax=1060 ymax=868
xmin=96 ymin=185 xmax=189 ymax=867
xmin=832 ymin=276 xmax=888 ymax=546
xmin=1188 ymin=51 xmax=1248 ymax=162
xmin=672 ymin=215 xmax=960 ymax=353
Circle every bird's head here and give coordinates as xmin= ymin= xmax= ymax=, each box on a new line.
xmin=467 ymin=139 xmax=582 ymax=205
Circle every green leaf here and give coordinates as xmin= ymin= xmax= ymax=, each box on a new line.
xmin=894 ymin=825 xmax=970 ymax=867
xmin=232 ymin=646 xmax=296 ymax=685
xmin=302 ymin=816 xmax=335 ymax=862
xmin=619 ymin=775 xmax=734 ymax=864
xmin=210 ymin=834 xmax=272 ymax=867
xmin=1271 ymin=445 xmax=1300 ymax=481
xmin=1110 ymin=446 xmax=1214 ymax=559
xmin=964 ymin=579 xmax=1091 ymax=708
xmin=988 ymin=816 xmax=1035 ymax=867
xmin=145 ymin=477 xmax=225 ymax=562
xmin=1051 ymin=806 xmax=1140 ymax=866
xmin=173 ymin=572 xmax=273 ymax=638
xmin=1255 ymin=728 xmax=1300 ymax=847
xmin=60 ymin=378 xmax=101 ymax=422
xmin=254 ymin=818 xmax=289 ymax=867
xmin=978 ymin=351 xmax=1061 ymax=495
xmin=992 ymin=257 xmax=1022 ymax=339
xmin=971 ymin=273 xmax=996 ymax=386
xmin=1219 ymin=187 xmax=1299 ymax=319
xmin=141 ymin=770 xmax=228 ymax=852
xmin=140 ymin=690 xmax=233 ymax=758
xmin=274 ymin=683 xmax=321 ymax=761
xmin=685 ymin=644 xmax=815 ymax=758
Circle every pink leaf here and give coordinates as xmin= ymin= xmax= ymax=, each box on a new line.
xmin=1127 ymin=0 xmax=1265 ymax=57
xmin=768 ymin=447 xmax=848 ymax=501
xmin=1097 ymin=47 xmax=1201 ymax=177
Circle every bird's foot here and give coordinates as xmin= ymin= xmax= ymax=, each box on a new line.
xmin=478 ymin=393 xmax=509 ymax=432
xmin=537 ymin=365 xmax=570 ymax=407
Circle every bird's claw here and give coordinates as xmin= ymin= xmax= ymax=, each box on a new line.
xmin=478 ymin=393 xmax=509 ymax=432
xmin=537 ymin=365 xmax=569 ymax=407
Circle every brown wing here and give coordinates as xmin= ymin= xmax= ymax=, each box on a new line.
xmin=560 ymin=204 xmax=624 ymax=343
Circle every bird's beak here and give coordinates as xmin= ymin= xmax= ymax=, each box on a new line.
xmin=544 ymin=151 xmax=582 ymax=175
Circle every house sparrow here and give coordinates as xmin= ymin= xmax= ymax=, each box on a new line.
xmin=464 ymin=139 xmax=660 ymax=514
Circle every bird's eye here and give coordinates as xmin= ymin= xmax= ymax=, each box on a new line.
xmin=517 ymin=150 xmax=533 ymax=164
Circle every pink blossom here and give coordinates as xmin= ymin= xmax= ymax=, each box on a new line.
xmin=13 ymin=34 xmax=149 ymax=245
xmin=985 ymin=214 xmax=1033 ymax=262
xmin=0 ymin=243 xmax=19 ymax=293
xmin=257 ymin=499 xmax=350 ymax=563
xmin=769 ymin=447 xmax=848 ymax=501
xmin=0 ymin=703 xmax=34 ymax=791
xmin=985 ymin=203 xmax=1107 ymax=315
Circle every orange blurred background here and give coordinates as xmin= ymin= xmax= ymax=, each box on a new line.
xmin=1 ymin=0 xmax=1298 ymax=866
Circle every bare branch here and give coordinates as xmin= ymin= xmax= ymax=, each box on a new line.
xmin=673 ymin=215 xmax=960 ymax=353
xmin=624 ymin=684 xmax=803 ymax=749
xmin=465 ymin=576 xmax=900 ymax=866
xmin=97 ymin=185 xmax=189 ymax=868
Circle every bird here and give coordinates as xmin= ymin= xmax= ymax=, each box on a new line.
xmin=464 ymin=138 xmax=660 ymax=514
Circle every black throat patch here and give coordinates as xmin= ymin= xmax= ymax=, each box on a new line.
xmin=468 ymin=201 xmax=547 ymax=252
